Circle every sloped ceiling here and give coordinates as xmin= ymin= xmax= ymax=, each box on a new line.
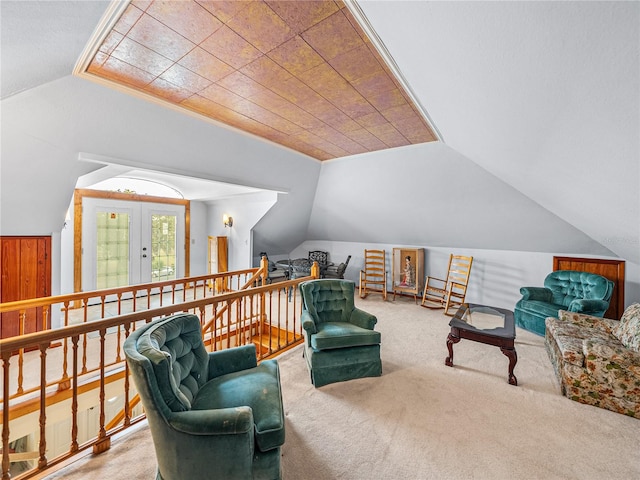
xmin=308 ymin=142 xmax=617 ymax=257
xmin=357 ymin=1 xmax=639 ymax=263
xmin=0 ymin=0 xmax=110 ymax=98
xmin=1 ymin=1 xmax=638 ymax=264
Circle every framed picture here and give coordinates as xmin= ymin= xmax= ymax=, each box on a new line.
xmin=392 ymin=248 xmax=424 ymax=303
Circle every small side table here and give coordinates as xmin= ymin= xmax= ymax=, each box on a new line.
xmin=445 ymin=303 xmax=518 ymax=386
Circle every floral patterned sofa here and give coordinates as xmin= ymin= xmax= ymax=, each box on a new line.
xmin=545 ymin=303 xmax=640 ymax=418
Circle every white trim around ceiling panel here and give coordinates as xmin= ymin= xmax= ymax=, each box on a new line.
xmin=345 ymin=0 xmax=444 ymax=143
xmin=72 ymin=0 xmax=130 ymax=77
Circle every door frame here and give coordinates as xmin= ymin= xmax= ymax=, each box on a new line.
xmin=74 ymin=189 xmax=190 ymax=294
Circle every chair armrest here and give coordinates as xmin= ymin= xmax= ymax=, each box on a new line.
xmin=519 ymin=286 xmax=552 ymax=302
xmin=207 ymin=344 xmax=257 ymax=380
xmin=168 ymin=406 xmax=253 ymax=435
xmin=449 ymin=281 xmax=467 ymax=291
xmin=557 ymin=310 xmax=618 ymax=333
xmin=425 ymin=276 xmax=446 ymax=286
xmin=301 ymin=310 xmax=317 ymax=334
xmin=567 ymin=299 xmax=609 ymax=315
xmin=349 ymin=308 xmax=377 ymax=330
xmin=325 ymin=264 xmax=340 ymax=274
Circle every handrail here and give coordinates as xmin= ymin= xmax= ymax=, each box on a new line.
xmin=0 ymin=279 xmax=308 ymax=353
xmin=201 ymin=264 xmax=266 ymax=334
xmin=0 ymin=269 xmax=262 ymax=412
xmin=0 ymin=260 xmax=319 ymax=480
xmin=0 ymin=268 xmax=259 ymax=314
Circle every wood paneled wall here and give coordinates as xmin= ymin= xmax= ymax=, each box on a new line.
xmin=553 ymin=256 xmax=625 ymax=320
xmin=1 ymin=236 xmax=51 ymax=338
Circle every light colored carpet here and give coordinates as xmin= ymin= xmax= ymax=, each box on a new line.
xmin=42 ymin=296 xmax=640 ymax=479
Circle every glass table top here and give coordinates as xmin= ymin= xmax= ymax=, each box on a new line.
xmin=449 ymin=303 xmax=515 ymax=338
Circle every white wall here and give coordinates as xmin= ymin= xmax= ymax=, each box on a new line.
xmin=292 ymin=240 xmax=639 ymax=312
xmin=361 ymin=1 xmax=640 ymax=263
xmin=188 ymin=200 xmax=209 ymax=277
xmin=310 ymin=142 xmax=615 ymax=254
xmin=1 ymin=75 xmax=320 ymax=297
xmin=306 ymin=139 xmax=640 ymax=305
xmin=1 ymin=75 xmax=320 ymax=243
xmin=206 ymin=191 xmax=279 ymax=271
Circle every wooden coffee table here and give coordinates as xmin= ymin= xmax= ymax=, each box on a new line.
xmin=445 ymin=303 xmax=518 ymax=385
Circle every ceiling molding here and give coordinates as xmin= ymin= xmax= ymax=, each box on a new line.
xmin=344 ymin=0 xmax=443 ymax=143
xmin=73 ymin=0 xmax=129 ymax=77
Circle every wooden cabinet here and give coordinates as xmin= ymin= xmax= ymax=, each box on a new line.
xmin=392 ymin=248 xmax=424 ymax=303
xmin=1 ymin=236 xmax=51 ymax=338
xmin=553 ymin=256 xmax=625 ymax=319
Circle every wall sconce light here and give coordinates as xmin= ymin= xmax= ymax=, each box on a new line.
xmin=223 ymin=214 xmax=233 ymax=228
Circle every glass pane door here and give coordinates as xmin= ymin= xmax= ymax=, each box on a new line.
xmin=151 ymin=214 xmax=177 ymax=281
xmin=96 ymin=211 xmax=130 ymax=289
xmin=82 ymin=197 xmax=184 ymax=292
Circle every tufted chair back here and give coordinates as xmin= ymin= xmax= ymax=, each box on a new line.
xmin=300 ymin=279 xmax=356 ymax=324
xmin=544 ymin=271 xmax=613 ymax=308
xmin=132 ymin=313 xmax=209 ymax=412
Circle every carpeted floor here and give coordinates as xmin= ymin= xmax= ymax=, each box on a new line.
xmin=41 ymin=296 xmax=640 ymax=479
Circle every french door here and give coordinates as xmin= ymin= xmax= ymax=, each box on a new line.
xmin=82 ymin=198 xmax=185 ymax=291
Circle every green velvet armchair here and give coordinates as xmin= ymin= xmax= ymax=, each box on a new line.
xmin=300 ymin=279 xmax=382 ymax=387
xmin=123 ymin=313 xmax=284 ymax=480
xmin=514 ymin=270 xmax=614 ymax=336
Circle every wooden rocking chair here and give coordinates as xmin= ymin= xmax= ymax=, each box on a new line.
xmin=421 ymin=255 xmax=473 ymax=315
xmin=359 ymin=249 xmax=387 ymax=300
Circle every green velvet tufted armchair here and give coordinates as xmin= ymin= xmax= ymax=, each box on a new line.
xmin=515 ymin=270 xmax=614 ymax=336
xmin=300 ymin=279 xmax=382 ymax=387
xmin=123 ymin=313 xmax=284 ymax=480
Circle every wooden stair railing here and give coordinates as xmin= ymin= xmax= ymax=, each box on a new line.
xmin=105 ymin=394 xmax=140 ymax=431
xmin=0 ymin=269 xmax=258 ymax=403
xmin=200 ymin=257 xmax=268 ymax=336
xmin=0 ymin=263 xmax=319 ymax=480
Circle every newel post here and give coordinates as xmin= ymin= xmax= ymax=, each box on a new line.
xmin=260 ymin=255 xmax=269 ymax=285
xmin=259 ymin=256 xmax=268 ymax=333
xmin=311 ymin=261 xmax=320 ymax=279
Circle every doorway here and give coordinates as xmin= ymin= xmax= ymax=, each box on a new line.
xmin=208 ymin=236 xmax=228 ymax=293
xmin=74 ymin=189 xmax=190 ymax=294
xmin=81 ymin=197 xmax=185 ymax=291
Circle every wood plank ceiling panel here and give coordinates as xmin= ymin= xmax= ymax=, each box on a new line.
xmin=84 ymin=0 xmax=437 ymax=160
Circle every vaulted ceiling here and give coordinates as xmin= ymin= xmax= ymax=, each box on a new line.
xmin=78 ymin=0 xmax=437 ymax=160
xmin=1 ymin=1 xmax=638 ymax=266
